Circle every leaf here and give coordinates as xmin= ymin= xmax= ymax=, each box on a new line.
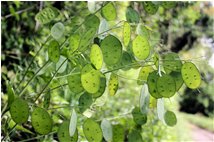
xmin=147 ymin=71 xmax=162 ymax=99
xmin=69 ymin=109 xmax=77 ymax=137
xmin=132 ymin=107 xmax=147 ymax=125
xmin=164 ymin=111 xmax=177 ymax=127
xmin=170 ymin=71 xmax=184 ymax=91
xmin=56 ymin=56 xmax=68 ymax=73
xmin=92 ymin=74 xmax=106 ymax=98
xmin=85 ymin=14 xmax=100 ymax=29
xmin=48 ymin=40 xmax=60 ymax=63
xmin=128 ymin=129 xmax=142 ymax=142
xmin=181 ymin=62 xmax=201 ymax=89
xmin=162 ymin=52 xmax=182 ymax=74
xmin=139 ymin=84 xmax=150 ymax=114
xmin=136 ymin=24 xmax=150 ymax=39
xmin=143 ymin=2 xmax=159 ymax=15
xmin=132 ymin=35 xmax=150 ymax=60
xmin=6 ymin=81 xmax=15 ymax=107
xmin=9 ymin=120 xmax=34 ymax=134
xmin=68 ymin=34 xmax=80 ymax=56
xmin=161 ymin=2 xmax=176 ymax=9
xmin=101 ymin=2 xmax=117 ymax=21
xmin=108 ymin=73 xmax=119 ymax=96
xmin=10 ymin=98 xmax=29 ymax=124
xmin=126 ymin=7 xmax=140 ymax=23
xmin=112 ymin=124 xmax=124 ymax=142
xmin=35 ymin=7 xmax=60 ymax=24
xmin=81 ymin=64 xmax=101 ymax=94
xmin=58 ymin=121 xmax=78 ymax=142
xmin=43 ymin=90 xmax=51 ymax=109
xmin=67 ymin=73 xmax=84 ymax=94
xmin=101 ymin=35 xmax=122 ymax=65
xmin=123 ymin=21 xmax=131 ymax=47
xmin=78 ymin=93 xmax=93 ymax=113
xmin=51 ymin=22 xmax=65 ymax=40
xmin=83 ymin=118 xmax=103 ymax=142
xmin=156 ymin=73 xmax=176 ymax=98
xmin=31 ymin=107 xmax=53 ymax=135
xmin=157 ymin=98 xmax=165 ymax=122
xmin=98 ymin=19 xmax=109 ymax=39
xmin=90 ymin=44 xmax=103 ymax=70
xmin=101 ymin=119 xmax=113 ymax=142
xmin=137 ymin=66 xmax=153 ymax=85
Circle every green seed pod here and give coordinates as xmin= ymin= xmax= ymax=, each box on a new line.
xmin=48 ymin=40 xmax=60 ymax=63
xmin=68 ymin=34 xmax=80 ymax=56
xmin=31 ymin=107 xmax=53 ymax=135
xmin=83 ymin=118 xmax=103 ymax=142
xmin=126 ymin=7 xmax=140 ymax=23
xmin=137 ymin=66 xmax=154 ymax=85
xmin=170 ymin=71 xmax=183 ymax=91
xmin=112 ymin=124 xmax=124 ymax=142
xmin=101 ymin=2 xmax=117 ymax=21
xmin=132 ymin=107 xmax=147 ymax=125
xmin=161 ymin=2 xmax=176 ymax=9
xmin=85 ymin=14 xmax=100 ymax=29
xmin=78 ymin=93 xmax=93 ymax=113
xmin=90 ymin=44 xmax=103 ymax=70
xmin=108 ymin=73 xmax=119 ymax=96
xmin=43 ymin=90 xmax=51 ymax=109
xmin=92 ymin=74 xmax=106 ymax=98
xmin=147 ymin=71 xmax=162 ymax=99
xmin=10 ymin=98 xmax=29 ymax=124
xmin=68 ymin=73 xmax=84 ymax=94
xmin=51 ymin=22 xmax=65 ymax=40
xmin=143 ymin=2 xmax=159 ymax=15
xmin=128 ymin=129 xmax=142 ymax=142
xmin=123 ymin=22 xmax=131 ymax=47
xmin=181 ymin=62 xmax=201 ymax=89
xmin=164 ymin=110 xmax=177 ymax=127
xmin=79 ymin=28 xmax=96 ymax=52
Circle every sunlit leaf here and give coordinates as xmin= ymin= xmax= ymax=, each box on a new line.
xmin=101 ymin=2 xmax=117 ymax=21
xmin=58 ymin=121 xmax=78 ymax=142
xmin=48 ymin=40 xmax=60 ymax=63
xmin=123 ymin=21 xmax=131 ymax=47
xmin=108 ymin=73 xmax=119 ymax=96
xmin=101 ymin=119 xmax=113 ymax=142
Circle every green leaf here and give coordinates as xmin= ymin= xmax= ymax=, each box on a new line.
xmin=68 ymin=34 xmax=80 ymax=55
xmin=136 ymin=24 xmax=150 ymax=39
xmin=92 ymin=74 xmax=106 ymax=98
xmin=126 ymin=7 xmax=140 ymax=23
xmin=101 ymin=35 xmax=122 ymax=65
xmin=112 ymin=124 xmax=124 ymax=142
xmin=48 ymin=40 xmax=60 ymax=63
xmin=83 ymin=118 xmax=103 ymax=142
xmin=31 ymin=107 xmax=53 ymax=135
xmin=10 ymin=98 xmax=29 ymax=124
xmin=6 ymin=81 xmax=15 ymax=107
xmin=164 ymin=111 xmax=177 ymax=127
xmin=162 ymin=52 xmax=182 ymax=74
xmin=137 ymin=66 xmax=153 ymax=85
xmin=132 ymin=35 xmax=150 ymax=60
xmin=143 ymin=2 xmax=159 ymax=15
xmin=81 ymin=64 xmax=101 ymax=94
xmin=181 ymin=62 xmax=201 ymax=89
xmin=139 ymin=84 xmax=150 ymax=114
xmin=101 ymin=2 xmax=117 ymax=21
xmin=67 ymin=73 xmax=84 ymax=94
xmin=108 ymin=73 xmax=119 ymax=96
xmin=157 ymin=98 xmax=165 ymax=122
xmin=35 ymin=7 xmax=60 ymax=24
xmin=101 ymin=119 xmax=113 ymax=142
xmin=51 ymin=22 xmax=65 ymax=40
xmin=123 ymin=21 xmax=131 ymax=47
xmin=58 ymin=121 xmax=78 ymax=142
xmin=128 ymin=129 xmax=142 ymax=142
xmin=85 ymin=14 xmax=100 ymax=29
xmin=78 ymin=93 xmax=93 ymax=113
xmin=170 ymin=71 xmax=184 ymax=91
xmin=156 ymin=73 xmax=176 ymax=98
xmin=90 ymin=44 xmax=103 ymax=70
xmin=147 ymin=71 xmax=162 ymax=99
xmin=9 ymin=120 xmax=34 ymax=134
xmin=43 ymin=90 xmax=51 ymax=109
xmin=161 ymin=2 xmax=176 ymax=9
xmin=132 ymin=107 xmax=147 ymax=125
xmin=69 ymin=109 xmax=77 ymax=137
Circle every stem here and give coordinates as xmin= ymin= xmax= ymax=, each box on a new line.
xmin=2 ymin=123 xmax=17 ymax=141
xmin=34 ymin=58 xmax=68 ymax=102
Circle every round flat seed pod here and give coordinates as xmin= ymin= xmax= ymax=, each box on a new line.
xmin=31 ymin=107 xmax=53 ymax=135
xmin=128 ymin=129 xmax=142 ymax=142
xmin=85 ymin=14 xmax=100 ymax=29
xmin=101 ymin=35 xmax=122 ymax=65
xmin=161 ymin=2 xmax=176 ymax=9
xmin=68 ymin=34 xmax=80 ymax=55
xmin=143 ymin=2 xmax=159 ymax=15
xmin=35 ymin=7 xmax=60 ymax=24
xmin=67 ymin=73 xmax=84 ymax=94
xmin=132 ymin=107 xmax=147 ymax=125
xmin=101 ymin=2 xmax=117 ymax=21
xmin=164 ymin=111 xmax=177 ymax=127
xmin=136 ymin=24 xmax=150 ymax=39
xmin=43 ymin=91 xmax=51 ymax=109
xmin=78 ymin=93 xmax=93 ymax=113
xmin=79 ymin=28 xmax=96 ymax=52
xmin=137 ymin=66 xmax=154 ymax=85
xmin=147 ymin=71 xmax=162 ymax=99
xmin=156 ymin=74 xmax=176 ymax=98
xmin=81 ymin=64 xmax=101 ymax=94
xmin=181 ymin=62 xmax=201 ymax=89
xmin=48 ymin=40 xmax=60 ymax=63
xmin=162 ymin=53 xmax=182 ymax=74
xmin=170 ymin=71 xmax=183 ymax=91
xmin=112 ymin=124 xmax=124 ymax=142
xmin=10 ymin=98 xmax=29 ymax=124
xmin=83 ymin=118 xmax=103 ymax=142
xmin=92 ymin=74 xmax=106 ymax=98
xmin=120 ymin=51 xmax=133 ymax=71
xmin=132 ymin=35 xmax=150 ymax=60
xmin=90 ymin=44 xmax=103 ymax=70
xmin=126 ymin=7 xmax=140 ymax=23
xmin=51 ymin=22 xmax=65 ymax=40
xmin=108 ymin=73 xmax=118 ymax=96
xmin=58 ymin=121 xmax=78 ymax=142
xmin=123 ymin=22 xmax=131 ymax=47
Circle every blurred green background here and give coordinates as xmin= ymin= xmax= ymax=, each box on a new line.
xmin=1 ymin=1 xmax=214 ymax=142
